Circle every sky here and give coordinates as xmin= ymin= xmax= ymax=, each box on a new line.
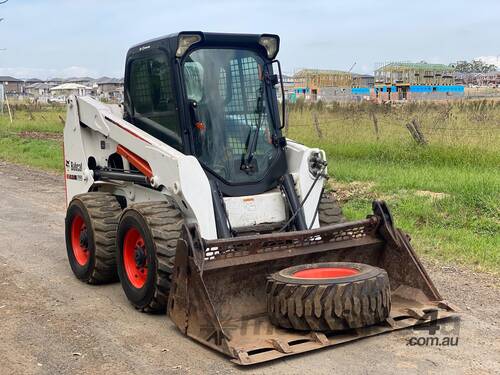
xmin=0 ymin=0 xmax=499 ymax=79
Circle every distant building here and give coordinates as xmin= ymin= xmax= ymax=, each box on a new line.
xmin=373 ymin=62 xmax=463 ymax=101
xmin=64 ymin=77 xmax=95 ymax=87
xmin=25 ymin=82 xmax=56 ymax=98
xmin=375 ymin=62 xmax=455 ymax=86
xmin=281 ymin=74 xmax=295 ymax=91
xmin=50 ymin=83 xmax=92 ymax=98
xmin=0 ymin=76 xmax=24 ymax=95
xmin=276 ymin=74 xmax=295 ymax=101
xmin=94 ymin=77 xmax=124 ymax=101
xmin=293 ymin=69 xmax=353 ymax=101
xmin=352 ymin=73 xmax=374 ymax=88
xmin=454 ymin=71 xmax=499 ymax=87
xmin=47 ymin=78 xmax=64 ymax=85
xmin=350 ymin=74 xmax=375 ymax=99
xmin=24 ymin=78 xmax=44 ymax=86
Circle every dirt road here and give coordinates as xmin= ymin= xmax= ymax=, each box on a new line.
xmin=0 ymin=161 xmax=498 ymax=375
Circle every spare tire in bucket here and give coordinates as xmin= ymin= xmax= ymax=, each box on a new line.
xmin=266 ymin=262 xmax=391 ymax=331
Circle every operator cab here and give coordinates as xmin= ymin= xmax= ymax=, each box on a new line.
xmin=124 ymin=32 xmax=287 ymax=196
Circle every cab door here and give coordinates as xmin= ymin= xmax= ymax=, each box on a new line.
xmin=127 ymin=51 xmax=183 ymax=151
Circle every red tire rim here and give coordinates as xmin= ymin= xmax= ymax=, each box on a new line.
xmin=292 ymin=267 xmax=359 ymax=279
xmin=71 ymin=214 xmax=90 ymax=266
xmin=123 ymin=227 xmax=148 ymax=288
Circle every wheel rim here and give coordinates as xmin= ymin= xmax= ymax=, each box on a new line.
xmin=292 ymin=267 xmax=359 ymax=279
xmin=71 ymin=214 xmax=90 ymax=266
xmin=123 ymin=227 xmax=148 ymax=288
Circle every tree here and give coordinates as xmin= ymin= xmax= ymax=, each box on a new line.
xmin=453 ymin=60 xmax=497 ymax=73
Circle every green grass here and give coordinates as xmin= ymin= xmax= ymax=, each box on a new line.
xmin=0 ymin=106 xmax=64 ymax=171
xmin=288 ymin=101 xmax=500 ymax=273
xmin=333 ymin=155 xmax=499 ymax=271
xmin=0 ymin=136 xmax=63 ymax=172
xmin=0 ymin=108 xmax=64 ymax=134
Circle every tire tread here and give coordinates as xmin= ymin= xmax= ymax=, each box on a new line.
xmin=73 ymin=192 xmax=122 ymax=284
xmin=318 ymin=193 xmax=345 ymax=226
xmin=127 ymin=201 xmax=183 ymax=313
xmin=267 ymin=270 xmax=391 ymax=331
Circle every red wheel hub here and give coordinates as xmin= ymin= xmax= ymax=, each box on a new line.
xmin=123 ymin=227 xmax=148 ymax=288
xmin=293 ymin=267 xmax=359 ymax=279
xmin=71 ymin=214 xmax=90 ymax=266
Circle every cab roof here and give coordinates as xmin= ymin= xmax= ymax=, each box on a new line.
xmin=127 ymin=31 xmax=279 ymax=59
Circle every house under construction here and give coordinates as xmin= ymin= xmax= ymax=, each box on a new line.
xmin=288 ymin=62 xmax=466 ymax=103
xmin=292 ymin=69 xmax=353 ymax=101
xmin=373 ymin=62 xmax=463 ymax=100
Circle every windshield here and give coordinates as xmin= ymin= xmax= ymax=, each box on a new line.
xmin=183 ymin=48 xmax=278 ymax=184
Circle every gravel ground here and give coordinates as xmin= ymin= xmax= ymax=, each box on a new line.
xmin=0 ymin=160 xmax=498 ymax=375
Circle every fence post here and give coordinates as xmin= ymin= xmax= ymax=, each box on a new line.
xmin=405 ymin=119 xmax=427 ymax=145
xmin=412 ymin=119 xmax=427 ymax=145
xmin=369 ymin=111 xmax=380 ymax=141
xmin=0 ymin=84 xmax=3 ymax=114
xmin=312 ymin=111 xmax=322 ymax=138
xmin=27 ymin=106 xmax=35 ymax=121
xmin=5 ymin=94 xmax=13 ymax=123
xmin=284 ymin=106 xmax=289 ymax=135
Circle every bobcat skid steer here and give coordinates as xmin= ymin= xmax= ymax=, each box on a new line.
xmin=63 ymin=32 xmax=457 ymax=365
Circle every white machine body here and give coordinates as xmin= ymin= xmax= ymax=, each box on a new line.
xmin=63 ymin=95 xmax=326 ymax=240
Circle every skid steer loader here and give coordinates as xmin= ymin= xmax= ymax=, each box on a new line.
xmin=63 ymin=31 xmax=456 ymax=365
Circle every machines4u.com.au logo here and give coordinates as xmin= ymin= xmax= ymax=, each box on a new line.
xmin=406 ymin=310 xmax=460 ymax=347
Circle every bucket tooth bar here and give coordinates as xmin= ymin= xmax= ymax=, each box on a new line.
xmin=168 ymin=201 xmax=457 ymax=365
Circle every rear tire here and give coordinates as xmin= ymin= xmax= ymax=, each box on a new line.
xmin=116 ymin=201 xmax=183 ymax=313
xmin=65 ymin=193 xmax=122 ymax=284
xmin=318 ymin=193 xmax=345 ymax=226
xmin=266 ymin=262 xmax=391 ymax=331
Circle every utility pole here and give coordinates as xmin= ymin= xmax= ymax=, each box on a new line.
xmin=0 ymin=1 xmax=7 ymax=49
xmin=1 ymin=0 xmax=8 ymax=118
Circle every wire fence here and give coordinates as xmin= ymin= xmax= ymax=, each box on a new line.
xmin=283 ymin=105 xmax=500 ymax=149
xmin=288 ymin=123 xmax=497 ymax=132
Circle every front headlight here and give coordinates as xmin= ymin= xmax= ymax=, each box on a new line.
xmin=176 ymin=34 xmax=202 ymax=57
xmin=259 ymin=35 xmax=280 ymax=59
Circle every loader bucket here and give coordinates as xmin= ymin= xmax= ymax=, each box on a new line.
xmin=168 ymin=201 xmax=457 ymax=365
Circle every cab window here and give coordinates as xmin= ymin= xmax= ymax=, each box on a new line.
xmin=128 ymin=52 xmax=182 ymax=150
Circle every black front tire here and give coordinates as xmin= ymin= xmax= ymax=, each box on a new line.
xmin=318 ymin=192 xmax=345 ymax=226
xmin=116 ymin=202 xmax=183 ymax=313
xmin=65 ymin=193 xmax=122 ymax=284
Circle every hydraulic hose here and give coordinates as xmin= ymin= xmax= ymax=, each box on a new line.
xmin=278 ymin=164 xmax=327 ymax=232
